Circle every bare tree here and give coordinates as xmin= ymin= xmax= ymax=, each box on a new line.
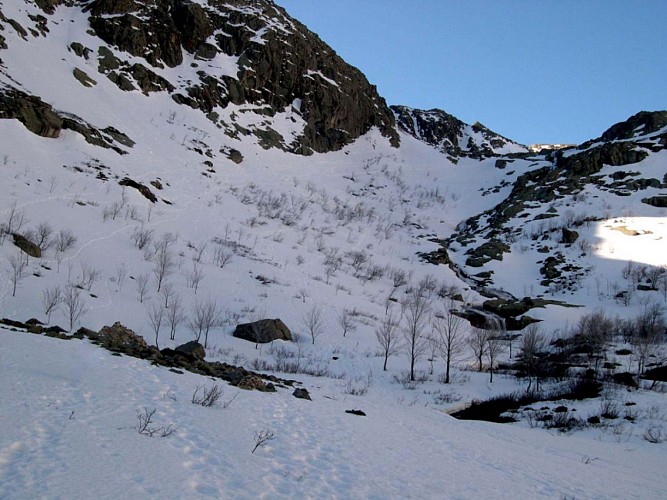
xmin=633 ymin=303 xmax=665 ymax=375
xmin=35 ymin=222 xmax=54 ymax=251
xmin=346 ymin=250 xmax=368 ymax=278
xmin=390 ymin=267 xmax=408 ymax=292
xmin=433 ymin=301 xmax=467 ymax=384
xmin=63 ymin=284 xmax=87 ymax=332
xmin=468 ymin=327 xmax=489 ymax=372
xmin=115 ymin=264 xmax=128 ymax=292
xmin=147 ymin=302 xmax=165 ymax=349
xmin=402 ymin=285 xmax=431 ymax=381
xmin=0 ymin=202 xmax=26 ymax=245
xmin=519 ymin=324 xmax=547 ymax=392
xmin=7 ymin=251 xmax=27 ymax=296
xmin=486 ymin=332 xmax=506 ymax=383
xmin=78 ymin=262 xmax=101 ymax=291
xmin=153 ymin=246 xmax=174 ymax=293
xmin=185 ymin=262 xmax=204 ymax=294
xmin=161 ymin=282 xmax=176 ymax=308
xmin=375 ymin=312 xmax=401 ymax=371
xmin=42 ymin=285 xmax=62 ymax=323
xmin=55 ymin=229 xmax=77 ymax=253
xmin=296 ymin=288 xmax=309 ymax=303
xmin=302 ymin=305 xmax=324 ymax=345
xmin=135 ymin=273 xmax=150 ymax=303
xmin=338 ymin=308 xmax=356 ymax=337
xmin=192 ymin=241 xmax=207 ymax=264
xmin=166 ymin=294 xmax=186 ymax=340
xmin=188 ymin=298 xmax=222 ymax=348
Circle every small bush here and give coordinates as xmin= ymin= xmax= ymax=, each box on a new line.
xmin=136 ymin=407 xmax=176 ymax=438
xmin=545 ymin=411 xmax=584 ymax=432
xmin=192 ymin=385 xmax=223 ymax=407
xmin=644 ymin=424 xmax=665 ymax=444
xmin=600 ymin=399 xmax=620 ymax=419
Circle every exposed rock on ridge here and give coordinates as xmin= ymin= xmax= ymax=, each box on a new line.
xmin=391 ymin=105 xmax=526 ymax=159
xmin=81 ymin=0 xmax=399 ymax=154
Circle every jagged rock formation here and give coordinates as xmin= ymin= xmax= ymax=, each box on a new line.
xmin=2 ymin=0 xmax=399 ymax=155
xmin=599 ymin=110 xmax=667 ymax=142
xmin=391 ymin=105 xmax=526 ymax=159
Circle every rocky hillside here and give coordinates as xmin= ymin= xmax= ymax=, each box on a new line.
xmin=431 ymin=110 xmax=667 ymax=310
xmin=391 ymin=105 xmax=527 ymax=160
xmin=0 ymin=0 xmax=398 ymax=155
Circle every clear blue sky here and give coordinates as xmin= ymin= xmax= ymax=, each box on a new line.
xmin=275 ymin=0 xmax=666 ymax=145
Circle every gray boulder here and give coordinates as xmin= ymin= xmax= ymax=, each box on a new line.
xmin=175 ymin=340 xmax=206 ymax=360
xmin=233 ymin=319 xmax=292 ymax=344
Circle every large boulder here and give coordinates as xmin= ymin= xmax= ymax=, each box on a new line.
xmin=12 ymin=233 xmax=41 ymax=258
xmin=175 ymin=340 xmax=206 ymax=360
xmin=233 ymin=318 xmax=292 ymax=344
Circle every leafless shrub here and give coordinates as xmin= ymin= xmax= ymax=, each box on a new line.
xmin=78 ymin=262 xmax=101 ymax=291
xmin=136 ymin=407 xmax=176 ymax=438
xmin=115 ymin=264 xmax=128 ymax=291
xmin=212 ymin=246 xmax=233 ymax=268
xmin=344 ymin=372 xmax=372 ymax=396
xmin=252 ymin=430 xmax=276 ymax=454
xmin=644 ymin=424 xmax=665 ymax=444
xmin=600 ymin=399 xmax=619 ymax=419
xmin=131 ymin=226 xmax=153 ymax=250
xmin=191 ymin=384 xmax=224 ymax=407
xmin=55 ymin=229 xmax=77 ymax=253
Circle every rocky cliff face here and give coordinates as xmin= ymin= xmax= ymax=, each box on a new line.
xmin=391 ymin=105 xmax=526 ymax=160
xmin=1 ymin=0 xmax=399 ymax=155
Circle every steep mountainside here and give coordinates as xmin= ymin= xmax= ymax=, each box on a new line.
xmin=0 ymin=0 xmax=398 ymax=155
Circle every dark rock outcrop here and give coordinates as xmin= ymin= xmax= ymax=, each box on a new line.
xmin=391 ymin=105 xmax=524 ymax=159
xmin=599 ymin=110 xmax=667 ymax=142
xmin=12 ymin=233 xmax=41 ymax=258
xmin=561 ymin=227 xmax=579 ymax=245
xmin=119 ymin=177 xmax=158 ymax=203
xmin=0 ymin=89 xmax=63 ymax=138
xmin=0 ymin=87 xmax=133 ymax=153
xmin=233 ymin=318 xmax=292 ymax=344
xmin=83 ymin=0 xmax=398 ymax=154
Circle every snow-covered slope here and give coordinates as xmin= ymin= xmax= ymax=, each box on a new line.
xmin=3 ymin=329 xmax=667 ymax=499
xmin=1 ymin=1 xmax=667 ymax=498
